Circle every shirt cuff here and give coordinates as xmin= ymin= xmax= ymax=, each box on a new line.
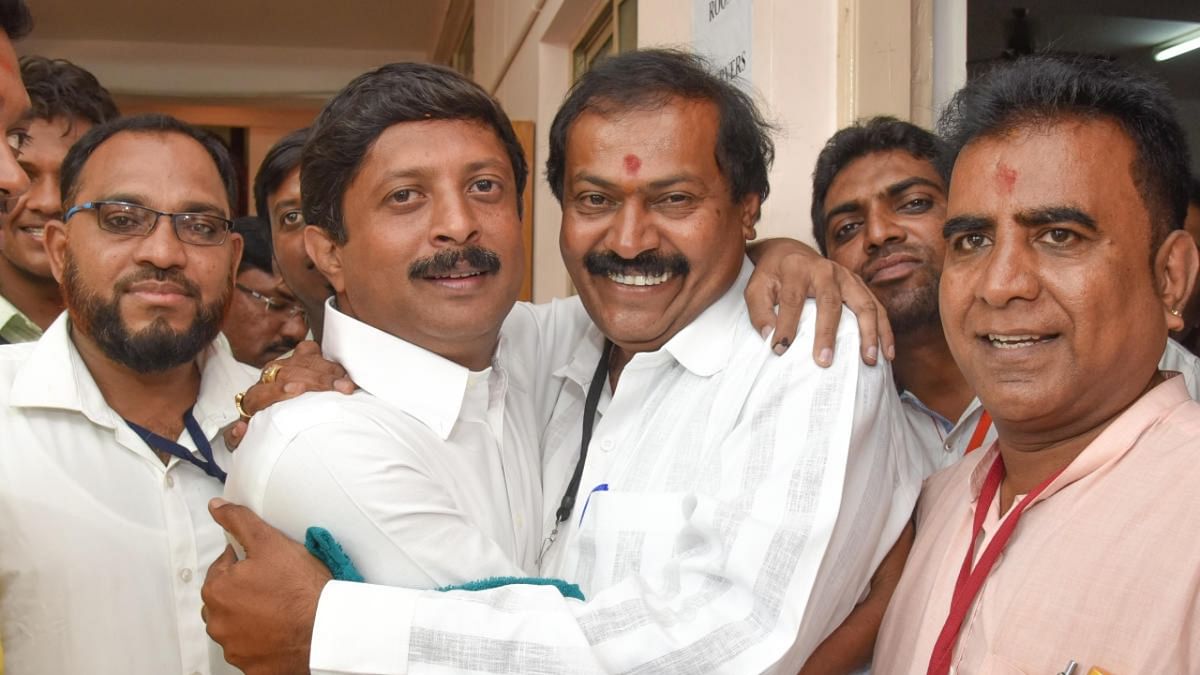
xmin=310 ymin=580 xmax=420 ymax=675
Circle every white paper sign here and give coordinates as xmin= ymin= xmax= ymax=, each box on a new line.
xmin=693 ymin=0 xmax=753 ymax=88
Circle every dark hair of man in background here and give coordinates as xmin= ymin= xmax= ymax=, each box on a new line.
xmin=253 ymin=127 xmax=307 ymax=221
xmin=233 ymin=215 xmax=273 ymax=274
xmin=809 ymin=116 xmax=947 ymax=254
xmin=60 ymin=113 xmax=239 ymax=210
xmin=20 ymin=55 xmax=118 ymax=130
xmin=938 ymin=54 xmax=1191 ymax=252
xmin=302 ymin=63 xmax=527 ymax=244
xmin=0 ymin=0 xmax=32 ymax=40
xmin=546 ymin=48 xmax=774 ymax=223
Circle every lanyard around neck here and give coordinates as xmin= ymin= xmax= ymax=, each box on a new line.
xmin=125 ymin=408 xmax=226 ymax=483
xmin=926 ymin=454 xmax=1064 ymax=675
xmin=537 ymin=339 xmax=613 ymax=568
xmin=964 ymin=410 xmax=993 ymax=455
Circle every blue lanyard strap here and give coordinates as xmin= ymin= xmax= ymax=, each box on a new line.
xmin=125 ymin=408 xmax=227 ymax=483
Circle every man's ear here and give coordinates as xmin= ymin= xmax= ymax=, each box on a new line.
xmin=739 ymin=194 xmax=762 ymax=241
xmin=226 ymin=232 xmax=244 ymax=281
xmin=1154 ymin=229 xmax=1199 ymax=332
xmin=43 ymin=218 xmax=69 ymax=284
xmin=304 ymin=225 xmax=345 ymax=294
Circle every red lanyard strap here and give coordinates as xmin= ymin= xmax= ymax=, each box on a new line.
xmin=926 ymin=454 xmax=1063 ymax=675
xmin=964 ymin=410 xmax=992 ymax=455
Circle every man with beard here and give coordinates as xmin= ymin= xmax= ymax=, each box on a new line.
xmin=221 ymin=215 xmax=308 ymax=367
xmin=204 ymin=51 xmax=918 ymax=675
xmin=811 ymin=116 xmax=1200 ymax=475
xmin=0 ymin=113 xmax=253 ymax=674
xmin=0 ymin=57 xmax=115 ymax=343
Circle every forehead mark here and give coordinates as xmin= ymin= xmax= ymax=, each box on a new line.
xmin=623 ymin=154 xmax=641 ymax=175
xmin=995 ymin=162 xmax=1018 ymax=195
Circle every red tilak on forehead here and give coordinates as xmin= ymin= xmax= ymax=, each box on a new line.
xmin=995 ymin=163 xmax=1018 ymax=194
xmin=623 ymin=154 xmax=641 ymax=175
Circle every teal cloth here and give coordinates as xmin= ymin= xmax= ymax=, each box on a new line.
xmin=305 ymin=526 xmax=585 ymax=600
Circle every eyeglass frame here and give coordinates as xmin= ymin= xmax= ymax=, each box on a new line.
xmin=63 ymin=200 xmax=234 ymax=247
xmin=235 ymin=283 xmax=307 ymax=319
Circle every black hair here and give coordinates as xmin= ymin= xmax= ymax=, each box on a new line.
xmin=233 ymin=215 xmax=273 ymax=274
xmin=20 ymin=56 xmax=119 ymax=131
xmin=1189 ymin=176 xmax=1200 ymax=209
xmin=253 ymin=127 xmax=307 ymax=222
xmin=0 ymin=0 xmax=31 ymax=40
xmin=302 ymin=62 xmax=527 ymax=244
xmin=546 ymin=48 xmax=774 ymax=220
xmin=60 ymin=113 xmax=239 ymax=211
xmin=938 ymin=54 xmax=1191 ymax=249
xmin=810 ymin=116 xmax=946 ymax=254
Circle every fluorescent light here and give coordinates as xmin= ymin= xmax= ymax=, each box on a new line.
xmin=1155 ymin=32 xmax=1200 ymax=62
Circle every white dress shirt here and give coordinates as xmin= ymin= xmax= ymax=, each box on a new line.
xmin=225 ymin=299 xmax=552 ymax=586
xmin=900 ymin=338 xmax=1199 ymax=477
xmin=0 ymin=314 xmax=256 ymax=675
xmin=308 ymin=259 xmax=923 ymax=674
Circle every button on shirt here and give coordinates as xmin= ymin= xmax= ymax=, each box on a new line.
xmin=900 ymin=337 xmax=1199 ymax=476
xmin=876 ymin=375 xmax=1200 ymax=673
xmin=225 ymin=299 xmax=548 ymax=586
xmin=0 ymin=314 xmax=256 ymax=675
xmin=0 ymin=294 xmax=43 ymax=344
xmin=309 ymin=259 xmax=924 ymax=674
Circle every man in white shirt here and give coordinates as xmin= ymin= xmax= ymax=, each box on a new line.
xmin=222 ymin=63 xmax=551 ymax=586
xmin=0 ymin=113 xmax=255 ymax=674
xmin=203 ymin=50 xmax=920 ymax=674
xmin=809 ymin=117 xmax=1200 ymax=476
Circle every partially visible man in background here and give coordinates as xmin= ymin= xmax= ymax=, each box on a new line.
xmin=253 ymin=128 xmax=333 ymax=339
xmin=0 ymin=55 xmax=117 ymax=343
xmin=221 ymin=214 xmax=306 ymax=366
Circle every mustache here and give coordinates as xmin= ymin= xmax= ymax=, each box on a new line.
xmin=115 ymin=267 xmax=200 ymax=297
xmin=584 ymin=250 xmax=690 ymax=278
xmin=408 ymin=246 xmax=501 ymax=279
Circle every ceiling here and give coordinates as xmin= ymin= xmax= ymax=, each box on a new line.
xmin=27 ymin=0 xmax=452 ymax=53
xmin=968 ymin=1 xmax=1200 ymax=92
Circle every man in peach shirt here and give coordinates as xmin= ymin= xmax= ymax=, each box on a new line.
xmin=875 ymin=55 xmax=1200 ymax=673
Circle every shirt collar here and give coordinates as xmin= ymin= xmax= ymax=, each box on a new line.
xmin=321 ymin=298 xmax=477 ymax=440
xmin=0 ymin=293 xmax=43 ymax=343
xmin=553 ymin=256 xmax=752 ymax=387
xmin=967 ymin=374 xmax=1193 ymax=500
xmin=8 ymin=313 xmax=255 ymax=436
xmin=657 ymin=256 xmax=751 ymax=377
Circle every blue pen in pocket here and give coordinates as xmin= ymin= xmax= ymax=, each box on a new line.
xmin=579 ymin=483 xmax=609 ymax=526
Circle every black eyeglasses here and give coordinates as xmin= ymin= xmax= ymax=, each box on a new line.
xmin=64 ymin=200 xmax=233 ymax=247
xmin=236 ymin=284 xmax=306 ymax=319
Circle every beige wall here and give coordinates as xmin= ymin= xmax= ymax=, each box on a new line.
xmin=17 ymin=38 xmax=423 ymax=98
xmin=479 ymin=0 xmax=936 ymax=301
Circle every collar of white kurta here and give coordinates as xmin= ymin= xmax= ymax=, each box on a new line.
xmin=966 ymin=374 xmax=1192 ymax=505
xmin=553 ymin=256 xmax=752 ymax=387
xmin=8 ymin=312 xmax=255 ymax=436
xmin=321 ymin=297 xmax=491 ymax=441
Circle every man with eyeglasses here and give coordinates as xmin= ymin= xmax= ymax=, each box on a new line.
xmin=221 ymin=215 xmax=307 ymax=367
xmin=0 ymin=113 xmax=253 ymax=674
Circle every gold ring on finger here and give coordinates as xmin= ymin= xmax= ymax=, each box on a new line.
xmin=260 ymin=362 xmax=283 ymax=384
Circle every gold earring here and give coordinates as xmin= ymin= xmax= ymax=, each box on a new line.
xmin=1170 ymin=308 xmax=1183 ymax=317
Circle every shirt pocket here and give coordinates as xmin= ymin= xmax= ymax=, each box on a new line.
xmin=576 ymin=490 xmax=691 ymax=588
